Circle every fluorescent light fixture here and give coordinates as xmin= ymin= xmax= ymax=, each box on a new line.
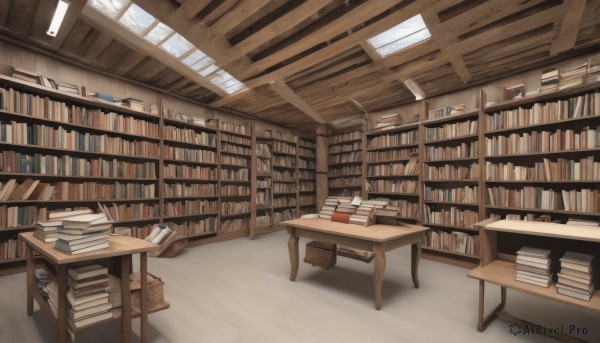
xmin=368 ymin=14 xmax=431 ymax=57
xmin=404 ymin=78 xmax=425 ymax=100
xmin=46 ymin=0 xmax=70 ymax=37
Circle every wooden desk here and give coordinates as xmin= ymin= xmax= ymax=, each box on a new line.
xmin=282 ymin=218 xmax=427 ymax=310
xmin=20 ymin=232 xmax=160 ymax=343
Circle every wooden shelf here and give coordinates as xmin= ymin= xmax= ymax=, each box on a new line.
xmin=330 ymin=185 xmax=362 ymax=189
xmin=423 ymin=179 xmax=479 ymax=183
xmin=0 ymin=142 xmax=159 ymax=161
xmin=423 ymin=246 xmax=479 ymax=259
xmin=299 ymin=178 xmax=316 ymax=181
xmin=0 ymin=257 xmax=26 ymax=264
xmin=329 ymin=173 xmax=362 ymax=178
xmin=113 ymin=217 xmax=161 ymax=224
xmin=73 ymin=301 xmax=171 ymax=331
xmin=329 ymin=149 xmax=362 ymax=156
xmin=164 ymin=195 xmax=218 ymax=200
xmin=299 ymin=155 xmax=316 ymax=159
xmin=220 ymin=150 xmax=251 ymax=157
xmin=423 ymin=223 xmax=478 ymax=232
xmin=163 ymin=158 xmax=217 ymax=166
xmin=424 ymin=134 xmax=478 ymax=145
xmin=485 ymin=206 xmax=599 ymax=216
xmin=272 ymin=164 xmax=296 ymax=169
xmin=328 ymin=137 xmax=362 ymax=146
xmin=366 ymin=122 xmax=420 ymax=135
xmin=273 ymin=205 xmax=296 ymax=210
xmin=163 ymin=178 xmax=216 ymax=182
xmin=269 ymin=137 xmax=298 ymax=144
xmin=162 ymin=138 xmax=217 ymax=150
xmin=163 ymin=117 xmax=218 ymax=132
xmin=298 ymin=190 xmax=316 ymax=193
xmin=256 ymin=172 xmax=272 ymax=177
xmin=0 ymin=109 xmax=161 ymax=142
xmin=273 ymin=192 xmax=297 ymax=196
xmin=485 ymin=179 xmax=600 ymax=184
xmin=424 ymin=157 xmax=479 ymax=163
xmin=220 ymin=194 xmax=251 ymax=198
xmin=0 ymin=225 xmax=35 ymax=232
xmin=220 ymin=212 xmax=251 ymax=218
xmin=186 ymin=231 xmax=217 ymax=239
xmin=219 ymin=180 xmax=250 ymax=184
xmin=366 ymin=157 xmax=413 ymax=164
xmin=422 ymin=109 xmax=479 ymax=126
xmin=367 ymin=191 xmax=418 ymax=197
xmin=424 ymin=201 xmax=479 ymax=206
xmin=219 ymin=129 xmax=250 ymax=138
xmin=484 ymin=115 xmax=600 ymax=136
xmin=0 ymin=172 xmax=158 ymax=182
xmin=273 ymin=179 xmax=297 ymax=184
xmin=272 ymin=150 xmax=296 ymax=156
xmin=365 ymin=174 xmax=419 ymax=179
xmin=219 ymin=163 xmax=250 ymax=168
xmin=367 ymin=143 xmax=419 ymax=152
xmin=328 ymin=161 xmax=363 ymax=167
xmin=163 ymin=212 xmax=219 ymax=220
xmin=485 ymin=148 xmax=600 ymax=159
xmin=298 ymin=167 xmax=316 ymax=170
xmin=469 ymin=260 xmax=600 ymax=312
xmin=0 ymin=197 xmax=159 ymax=205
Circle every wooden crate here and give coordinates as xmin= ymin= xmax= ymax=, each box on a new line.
xmin=304 ymin=241 xmax=336 ymax=269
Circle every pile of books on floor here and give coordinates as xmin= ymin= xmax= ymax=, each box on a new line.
xmin=515 ymin=246 xmax=553 ymax=287
xmin=540 ymin=68 xmax=559 ymax=93
xmin=556 ymin=251 xmax=596 ymax=301
xmin=50 ymin=209 xmax=113 ymax=254
xmin=67 ymin=264 xmax=113 ymax=330
xmin=319 ymin=197 xmax=339 ymax=219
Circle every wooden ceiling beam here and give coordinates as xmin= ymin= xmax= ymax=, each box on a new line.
xmin=269 ymin=79 xmax=326 ymax=124
xmin=175 ymin=0 xmax=212 ymax=21
xmin=0 ymin=1 xmax=9 ymax=27
xmin=360 ymin=42 xmax=383 ymax=62
xmin=243 ymin=0 xmax=438 ymax=89
xmin=210 ymin=0 xmax=271 ymax=34
xmin=81 ymin=5 xmax=227 ymax=97
xmin=4 ymin=0 xmax=38 ymax=37
xmin=421 ymin=9 xmax=472 ymax=83
xmin=130 ymin=0 xmax=263 ymax=79
xmin=549 ymin=0 xmax=587 ymax=55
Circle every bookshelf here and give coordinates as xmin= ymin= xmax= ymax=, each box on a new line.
xmin=366 ymin=122 xmax=420 ymax=222
xmin=482 ymin=81 xmax=600 ymax=223
xmin=420 ymin=101 xmax=482 ymax=261
xmin=298 ymin=138 xmax=317 ymax=216
xmin=327 ymin=129 xmax=365 ymax=197
xmin=251 ymin=134 xmax=274 ymax=237
xmin=0 ymin=74 xmax=161 ymax=262
xmin=268 ymin=130 xmax=299 ymax=225
xmin=218 ymin=121 xmax=252 ymax=235
xmin=161 ymin=109 xmax=218 ymax=240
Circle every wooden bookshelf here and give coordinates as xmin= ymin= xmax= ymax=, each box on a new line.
xmin=327 ymin=129 xmax=364 ymax=198
xmin=269 ymin=131 xmax=300 ymax=226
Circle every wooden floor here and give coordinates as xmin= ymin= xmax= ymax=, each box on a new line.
xmin=0 ymin=231 xmax=598 ymax=342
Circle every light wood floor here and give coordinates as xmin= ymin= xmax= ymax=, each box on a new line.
xmin=0 ymin=231 xmax=598 ymax=342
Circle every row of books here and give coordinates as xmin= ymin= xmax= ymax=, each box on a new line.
xmin=273 ymin=155 xmax=295 ymax=167
xmin=220 ymin=133 xmax=250 ymax=146
xmin=257 ymin=179 xmax=271 ymax=188
xmin=256 ymin=214 xmax=271 ymax=227
xmin=368 ymin=131 xmax=418 ymax=149
xmin=221 ymin=142 xmax=251 ymax=156
xmin=0 ymin=121 xmax=159 ymax=156
xmin=97 ymin=202 xmax=159 ymax=222
xmin=0 ymin=88 xmax=159 ymax=137
xmin=220 ymin=201 xmax=250 ymax=215
xmin=298 ymin=159 xmax=315 ymax=169
xmin=484 ymin=127 xmax=599 ymax=155
xmin=222 ymin=185 xmax=250 ymax=196
xmin=328 ymin=151 xmax=362 ymax=164
xmin=367 ymin=158 xmax=418 ymax=176
xmin=423 ymin=163 xmax=479 ymax=180
xmin=299 ymin=139 xmax=315 ymax=149
xmin=273 ymin=183 xmax=296 ymax=193
xmin=426 ymin=142 xmax=479 ymax=161
xmin=485 ymin=156 xmax=599 ymax=181
xmin=423 ymin=230 xmax=480 ymax=256
xmin=257 ymin=159 xmax=270 ymax=172
xmin=299 ymin=182 xmax=315 ymax=192
xmin=299 ymin=147 xmax=315 ymax=158
xmin=273 ymin=197 xmax=296 ymax=208
xmin=424 ymin=206 xmax=479 ymax=228
xmin=164 ymin=183 xmax=216 ymax=197
xmin=273 ymin=170 xmax=295 ymax=180
xmin=427 ymin=104 xmax=467 ymax=120
xmin=0 ymin=179 xmax=156 ymax=201
xmin=163 ymin=109 xmax=217 ymax=128
xmin=220 ymin=217 xmax=250 ymax=232
xmin=328 ymin=131 xmax=361 ymax=145
xmin=272 ymin=209 xmax=296 ymax=224
xmin=221 ymin=155 xmax=249 ymax=167
xmin=164 ymin=200 xmax=217 ymax=217
xmin=163 ymin=126 xmax=216 ymax=147
xmin=330 ymin=189 xmax=362 ymax=197
xmin=256 ymin=190 xmax=270 ymax=205
xmin=220 ymin=168 xmax=249 ymax=182
xmin=377 ymin=199 xmax=418 ymax=219
xmin=299 ymin=194 xmax=316 ymax=206
xmin=163 ymin=164 xmax=215 ymax=179
xmin=487 ymin=187 xmax=599 ymax=213
xmin=180 ymin=217 xmax=217 ymax=236
xmin=299 ymin=170 xmax=316 ymax=179
xmin=299 ymin=206 xmax=316 ymax=216
xmin=329 ymin=165 xmax=361 ymax=177
xmin=0 ymin=236 xmax=24 ymax=260
xmin=329 ymin=177 xmax=362 ymax=188
xmin=486 ymin=92 xmax=600 ymax=130
xmin=220 ymin=122 xmax=249 ymax=136
xmin=371 ymin=113 xmax=409 ymax=130
xmin=366 ymin=180 xmax=417 ymax=194
xmin=263 ymin=130 xmax=297 ymax=143
xmin=256 ymin=143 xmax=272 ymax=158
xmin=0 ymin=151 xmax=157 ymax=178
xmin=329 ymin=141 xmax=361 ymax=154
xmin=272 ymin=141 xmax=296 ymax=155
xmin=162 ymin=146 xmax=216 ymax=163
xmin=425 ymin=119 xmax=478 ymax=142
xmin=367 ymin=148 xmax=417 ymax=163
xmin=424 ymin=186 xmax=478 ymax=203
xmin=1 ymin=205 xmax=48 ymax=227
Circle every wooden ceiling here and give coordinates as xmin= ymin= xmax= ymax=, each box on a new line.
xmin=1 ymin=0 xmax=599 ymax=133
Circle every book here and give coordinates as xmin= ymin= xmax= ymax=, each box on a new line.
xmin=68 ymin=311 xmax=113 ymax=329
xmin=69 ymin=302 xmax=112 ymax=321
xmin=56 ymin=242 xmax=109 ymax=255
xmin=68 ymin=264 xmax=108 ymax=280
xmin=71 ymin=297 xmax=110 ymax=312
xmin=57 ymin=233 xmax=108 ymax=245
xmin=62 ymin=214 xmax=109 ymax=229
xmin=556 ymin=286 xmax=594 ymax=301
xmin=66 ymin=289 xmax=108 ymax=307
xmin=48 ymin=208 xmax=93 ymax=220
xmin=56 ymin=238 xmax=107 ymax=252
xmin=560 ymin=251 xmax=594 ymax=272
xmin=68 ymin=274 xmax=110 ymax=289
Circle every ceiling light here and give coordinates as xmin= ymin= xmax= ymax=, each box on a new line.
xmin=404 ymin=78 xmax=425 ymax=100
xmin=46 ymin=0 xmax=70 ymax=37
xmin=368 ymin=14 xmax=430 ymax=57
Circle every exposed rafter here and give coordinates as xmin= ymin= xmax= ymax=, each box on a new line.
xmin=269 ymin=79 xmax=326 ymax=124
xmin=549 ymin=0 xmax=587 ymax=55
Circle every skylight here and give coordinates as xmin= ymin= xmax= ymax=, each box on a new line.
xmin=367 ymin=14 xmax=431 ymax=57
xmin=87 ymin=0 xmax=246 ymax=95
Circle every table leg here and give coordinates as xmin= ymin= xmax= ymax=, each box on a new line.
xmin=411 ymin=242 xmax=421 ymax=289
xmin=121 ymin=255 xmax=132 ymax=343
xmin=26 ymin=244 xmax=34 ymax=316
xmin=477 ymin=280 xmax=485 ymax=331
xmin=373 ymin=245 xmax=386 ymax=310
xmin=57 ymin=265 xmax=68 ymax=343
xmin=140 ymin=252 xmax=148 ymax=343
xmin=288 ymin=230 xmax=299 ymax=281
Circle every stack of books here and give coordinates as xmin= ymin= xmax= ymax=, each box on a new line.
xmin=515 ymin=246 xmax=553 ymax=287
xmin=121 ymin=98 xmax=145 ymax=112
xmin=55 ymin=213 xmax=112 ymax=254
xmin=540 ymin=68 xmax=559 ymax=93
xmin=373 ymin=113 xmax=404 ymax=130
xmin=587 ymin=62 xmax=600 ymax=82
xmin=33 ymin=220 xmax=61 ymax=243
xmin=67 ymin=264 xmax=113 ymax=329
xmin=559 ymin=63 xmax=587 ymax=90
xmin=335 ymin=197 xmax=357 ymax=215
xmin=503 ymin=81 xmax=525 ymax=100
xmin=557 ymin=251 xmax=595 ymax=301
xmin=319 ymin=197 xmax=339 ymax=219
xmin=349 ymin=202 xmax=375 ymax=226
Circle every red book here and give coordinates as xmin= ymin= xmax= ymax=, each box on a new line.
xmin=331 ymin=212 xmax=350 ymax=224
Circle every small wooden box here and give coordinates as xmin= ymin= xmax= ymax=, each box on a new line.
xmin=304 ymin=241 xmax=336 ymax=269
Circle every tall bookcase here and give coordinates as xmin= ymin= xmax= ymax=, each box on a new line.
xmin=327 ymin=129 xmax=364 ymax=197
xmin=482 ymin=82 xmax=600 ymax=225
xmin=365 ymin=123 xmax=420 ymax=221
xmin=420 ymin=104 xmax=482 ymax=261
xmin=269 ymin=130 xmax=299 ymax=224
xmin=298 ymin=138 xmax=317 ymax=216
xmin=0 ymin=74 xmax=161 ymax=264
xmin=253 ymin=135 xmax=273 ymax=234
xmin=161 ymin=110 xmax=218 ymax=241
xmin=218 ymin=121 xmax=252 ymax=236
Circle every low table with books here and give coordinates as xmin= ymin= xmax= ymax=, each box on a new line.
xmin=20 ymin=232 xmax=168 ymax=343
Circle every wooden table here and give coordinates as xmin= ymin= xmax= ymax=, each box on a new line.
xmin=20 ymin=232 xmax=159 ymax=343
xmin=282 ymin=218 xmax=427 ymax=310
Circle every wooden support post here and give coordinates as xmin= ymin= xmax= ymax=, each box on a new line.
xmin=316 ymin=124 xmax=328 ymax=211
